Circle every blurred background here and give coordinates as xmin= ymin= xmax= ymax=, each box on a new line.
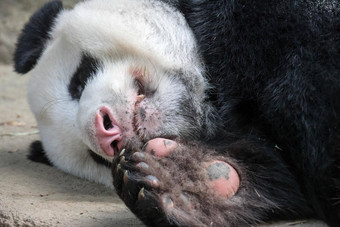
xmin=0 ymin=0 xmax=80 ymax=65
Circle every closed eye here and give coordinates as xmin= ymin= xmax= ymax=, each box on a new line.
xmin=135 ymin=78 xmax=145 ymax=95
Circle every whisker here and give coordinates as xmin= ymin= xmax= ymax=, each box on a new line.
xmin=39 ymin=97 xmax=72 ymax=116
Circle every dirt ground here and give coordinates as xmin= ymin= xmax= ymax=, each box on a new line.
xmin=0 ymin=0 xmax=329 ymax=226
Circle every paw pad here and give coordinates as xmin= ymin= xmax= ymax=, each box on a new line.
xmin=146 ymin=175 xmax=160 ymax=188
xmin=205 ymin=161 xmax=240 ymax=198
xmin=143 ymin=138 xmax=178 ymax=157
xmin=162 ymin=195 xmax=174 ymax=208
xmin=136 ymin=162 xmax=149 ymax=170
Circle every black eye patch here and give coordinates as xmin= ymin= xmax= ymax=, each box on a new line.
xmin=68 ymin=54 xmax=100 ymax=100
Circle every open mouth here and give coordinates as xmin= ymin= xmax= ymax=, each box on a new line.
xmin=110 ymin=139 xmax=119 ymax=155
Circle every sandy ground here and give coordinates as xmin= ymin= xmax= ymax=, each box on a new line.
xmin=0 ymin=0 xmax=330 ymax=226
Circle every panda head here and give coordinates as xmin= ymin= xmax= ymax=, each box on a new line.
xmin=14 ymin=0 xmax=213 ymax=160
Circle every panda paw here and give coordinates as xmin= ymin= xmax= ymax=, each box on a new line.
xmin=112 ymin=138 xmax=241 ymax=226
xmin=28 ymin=140 xmax=52 ymax=166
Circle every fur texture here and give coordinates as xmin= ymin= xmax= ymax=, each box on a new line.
xmin=113 ymin=0 xmax=340 ymax=226
xmin=14 ymin=0 xmax=340 ymax=226
xmin=113 ymin=138 xmax=314 ymax=226
xmin=178 ymin=1 xmax=340 ymax=225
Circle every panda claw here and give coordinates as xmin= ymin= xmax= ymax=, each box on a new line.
xmin=116 ymin=163 xmax=121 ymax=173
xmin=123 ymin=170 xmax=129 ymax=184
xmin=119 ymin=148 xmax=125 ymax=156
xmin=120 ymin=156 xmax=126 ymax=165
xmin=138 ymin=187 xmax=145 ymax=200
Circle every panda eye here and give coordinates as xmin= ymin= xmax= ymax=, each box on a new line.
xmin=68 ymin=54 xmax=100 ymax=100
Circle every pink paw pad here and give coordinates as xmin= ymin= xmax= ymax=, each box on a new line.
xmin=204 ymin=161 xmax=240 ymax=198
xmin=143 ymin=138 xmax=178 ymax=157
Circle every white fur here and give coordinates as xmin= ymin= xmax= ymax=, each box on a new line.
xmin=27 ymin=0 xmax=207 ymax=187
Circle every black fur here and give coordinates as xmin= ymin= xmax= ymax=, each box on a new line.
xmin=14 ymin=0 xmax=63 ymax=74
xmin=89 ymin=150 xmax=112 ymax=168
xmin=28 ymin=140 xmax=52 ymax=166
xmin=68 ymin=54 xmax=101 ymax=100
xmin=113 ymin=0 xmax=340 ymax=226
xmin=179 ymin=1 xmax=340 ymax=225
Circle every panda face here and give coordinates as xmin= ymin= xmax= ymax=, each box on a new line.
xmin=21 ymin=0 xmax=210 ymax=162
xmin=75 ymin=55 xmax=201 ymax=160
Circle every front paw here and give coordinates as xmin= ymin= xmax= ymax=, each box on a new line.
xmin=112 ymin=139 xmax=241 ymax=226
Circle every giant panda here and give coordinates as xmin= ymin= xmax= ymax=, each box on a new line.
xmin=14 ymin=0 xmax=340 ymax=227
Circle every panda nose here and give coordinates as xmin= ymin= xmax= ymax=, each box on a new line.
xmin=94 ymin=106 xmax=123 ymax=156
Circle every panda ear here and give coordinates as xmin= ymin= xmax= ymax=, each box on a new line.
xmin=13 ymin=0 xmax=63 ymax=74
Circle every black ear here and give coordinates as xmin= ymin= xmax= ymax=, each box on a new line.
xmin=13 ymin=0 xmax=63 ymax=74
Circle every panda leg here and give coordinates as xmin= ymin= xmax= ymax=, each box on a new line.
xmin=113 ymin=139 xmax=311 ymax=226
